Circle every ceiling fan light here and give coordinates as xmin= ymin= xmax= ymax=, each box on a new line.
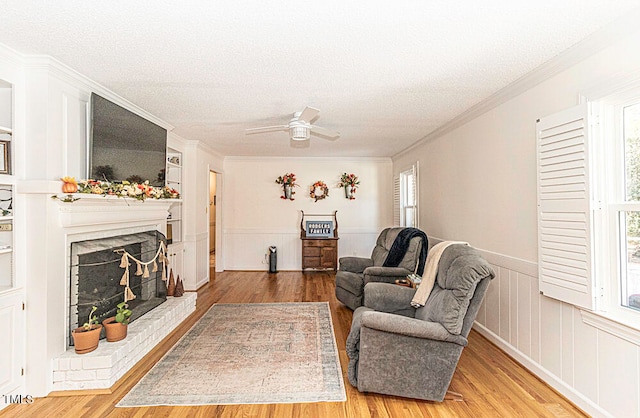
xmin=290 ymin=125 xmax=310 ymax=141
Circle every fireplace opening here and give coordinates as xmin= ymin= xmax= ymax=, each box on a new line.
xmin=68 ymin=231 xmax=167 ymax=346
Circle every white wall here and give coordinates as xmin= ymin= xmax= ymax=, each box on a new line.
xmin=223 ymin=157 xmax=392 ymax=270
xmin=393 ymin=30 xmax=640 ymax=417
xmin=181 ymin=140 xmax=224 ymax=289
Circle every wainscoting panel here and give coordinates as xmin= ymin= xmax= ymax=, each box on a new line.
xmin=597 ymin=328 xmax=640 ymax=417
xmin=223 ymin=229 xmax=380 ymax=271
xmin=473 ymin=247 xmax=640 ymax=417
xmin=195 ymin=233 xmax=209 ymax=288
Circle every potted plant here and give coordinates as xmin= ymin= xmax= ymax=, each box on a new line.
xmin=338 ymin=172 xmax=360 ymax=200
xmin=71 ymin=306 xmax=102 ymax=354
xmin=275 ymin=173 xmax=299 ymax=200
xmin=102 ymin=302 xmax=132 ymax=342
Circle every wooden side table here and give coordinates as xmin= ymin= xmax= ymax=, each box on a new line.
xmin=301 ymin=237 xmax=338 ymax=270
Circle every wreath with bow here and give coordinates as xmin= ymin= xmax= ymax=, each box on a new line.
xmin=310 ymin=181 xmax=329 ymax=202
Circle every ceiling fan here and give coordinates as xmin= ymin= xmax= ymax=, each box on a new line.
xmin=245 ymin=106 xmax=340 ymax=145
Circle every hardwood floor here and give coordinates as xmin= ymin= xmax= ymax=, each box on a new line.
xmin=3 ymin=270 xmax=587 ymax=417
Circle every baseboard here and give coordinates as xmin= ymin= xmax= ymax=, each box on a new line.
xmin=47 ymin=388 xmax=112 ymax=397
xmin=472 ymin=322 xmax=610 ymax=418
xmin=195 ymin=276 xmax=208 ymax=290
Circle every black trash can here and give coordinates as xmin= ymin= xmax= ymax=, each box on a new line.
xmin=268 ymin=246 xmax=277 ymax=273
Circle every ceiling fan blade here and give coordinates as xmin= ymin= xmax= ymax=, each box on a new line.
xmin=290 ymin=138 xmax=310 ymax=148
xmin=297 ymin=106 xmax=320 ymax=123
xmin=310 ymin=125 xmax=340 ymax=140
xmin=245 ymin=125 xmax=288 ymax=135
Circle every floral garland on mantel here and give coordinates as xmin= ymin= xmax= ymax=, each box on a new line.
xmin=115 ymin=241 xmax=168 ymax=303
xmin=310 ymin=180 xmax=329 ymax=202
xmin=54 ymin=177 xmax=180 ymax=202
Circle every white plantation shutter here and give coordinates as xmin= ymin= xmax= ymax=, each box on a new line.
xmin=393 ymin=175 xmax=401 ymax=226
xmin=408 ymin=162 xmax=418 ymax=228
xmin=537 ymin=103 xmax=596 ymax=310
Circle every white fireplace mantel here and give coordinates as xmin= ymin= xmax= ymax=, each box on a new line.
xmin=55 ymin=194 xmax=181 ymax=229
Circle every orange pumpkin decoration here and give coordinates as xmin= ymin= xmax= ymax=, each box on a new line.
xmin=61 ymin=176 xmax=78 ymax=194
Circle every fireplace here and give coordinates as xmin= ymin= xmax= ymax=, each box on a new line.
xmin=68 ymin=230 xmax=167 ymax=346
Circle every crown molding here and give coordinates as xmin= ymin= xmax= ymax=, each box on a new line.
xmin=22 ymin=54 xmax=174 ymax=131
xmin=0 ymin=43 xmax=24 ymax=69
xmin=224 ymin=155 xmax=392 ymax=164
xmin=393 ymin=7 xmax=640 ymax=160
xmin=196 ymin=140 xmax=225 ymax=161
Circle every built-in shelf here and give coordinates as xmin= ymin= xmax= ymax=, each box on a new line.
xmin=0 ymin=248 xmax=12 ymax=255
xmin=0 ymin=125 xmax=11 ymax=135
xmin=166 ymin=147 xmax=182 ymax=246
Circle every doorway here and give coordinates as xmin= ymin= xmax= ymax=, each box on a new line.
xmin=209 ymin=170 xmax=217 ymax=269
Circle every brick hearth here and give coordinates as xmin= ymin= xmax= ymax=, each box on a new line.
xmin=52 ymin=293 xmax=196 ymax=391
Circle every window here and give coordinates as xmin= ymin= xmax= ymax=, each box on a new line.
xmin=537 ymin=82 xmax=640 ymax=331
xmin=396 ymin=163 xmax=418 ymax=228
xmin=603 ymin=99 xmax=640 ymax=322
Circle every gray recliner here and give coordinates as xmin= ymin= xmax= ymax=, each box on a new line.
xmin=345 ymin=244 xmax=495 ymax=402
xmin=335 ymin=227 xmax=425 ymax=310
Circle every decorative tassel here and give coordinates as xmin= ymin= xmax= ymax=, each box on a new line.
xmin=120 ymin=270 xmax=128 ymax=286
xmin=120 ymin=253 xmax=129 ymax=268
xmin=125 ymin=286 xmax=136 ymax=302
xmin=142 ymin=264 xmax=150 ymax=278
xmin=162 ymin=265 xmax=167 ymax=281
xmin=135 ymin=262 xmax=143 ymax=276
xmin=152 ymin=260 xmax=158 ymax=272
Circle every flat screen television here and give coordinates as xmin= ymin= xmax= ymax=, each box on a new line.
xmin=88 ymin=93 xmax=167 ymax=187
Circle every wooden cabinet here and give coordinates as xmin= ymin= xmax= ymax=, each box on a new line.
xmin=300 ymin=210 xmax=339 ymax=271
xmin=302 ymin=238 xmax=338 ymax=270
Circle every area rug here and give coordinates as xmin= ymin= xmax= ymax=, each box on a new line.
xmin=117 ymin=302 xmax=346 ymax=406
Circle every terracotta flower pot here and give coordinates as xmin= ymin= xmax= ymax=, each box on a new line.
xmin=71 ymin=324 xmax=102 ymax=354
xmin=102 ymin=317 xmax=128 ymax=342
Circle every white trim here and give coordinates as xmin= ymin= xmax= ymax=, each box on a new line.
xmin=22 ymin=55 xmax=173 ymax=131
xmin=429 ymin=236 xmax=539 ymax=277
xmin=224 ymin=226 xmax=384 ymax=235
xmin=580 ymin=309 xmax=640 ymax=346
xmin=393 ymin=8 xmax=640 ymax=161
xmin=224 ymin=155 xmax=392 ymax=164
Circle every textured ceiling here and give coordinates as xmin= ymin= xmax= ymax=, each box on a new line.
xmin=0 ymin=1 xmax=639 ymax=157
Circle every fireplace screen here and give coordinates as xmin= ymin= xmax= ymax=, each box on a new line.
xmin=68 ymin=231 xmax=167 ymax=346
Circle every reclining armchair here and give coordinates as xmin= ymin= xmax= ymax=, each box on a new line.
xmin=345 ymin=244 xmax=494 ymax=401
xmin=335 ymin=227 xmax=427 ymax=310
